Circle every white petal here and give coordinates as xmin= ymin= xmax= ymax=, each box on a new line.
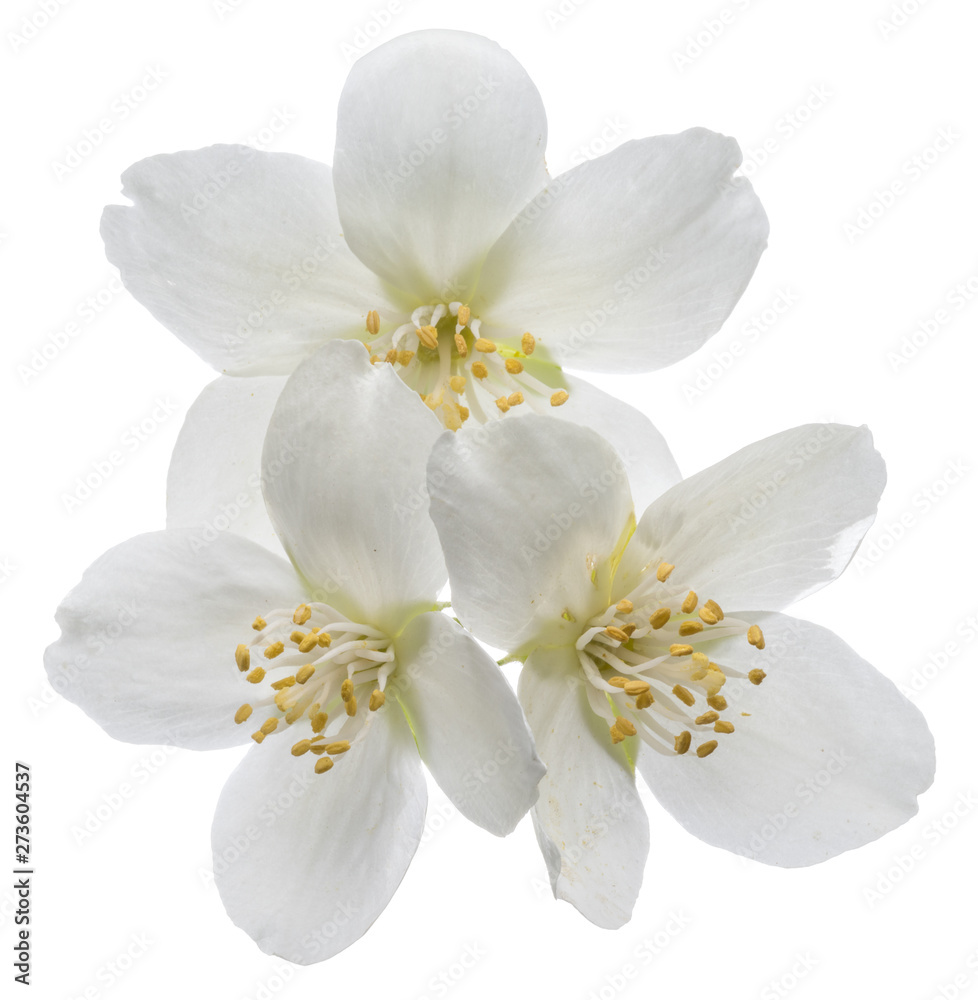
xmin=427 ymin=415 xmax=634 ymax=652
xmin=627 ymin=424 xmax=885 ymax=610
xmin=554 ymin=373 xmax=681 ymax=512
xmin=212 ymin=705 xmax=426 ymax=963
xmin=262 ymin=340 xmax=446 ymax=634
xmin=167 ymin=375 xmax=287 ymax=553
xmin=637 ymin=613 xmax=935 ymax=866
xmin=476 ymin=130 xmax=768 ymax=372
xmin=519 ymin=646 xmax=648 ymax=928
xmin=44 ymin=531 xmax=305 ymax=749
xmin=102 ymin=145 xmax=398 ymax=375
xmin=392 ymin=612 xmax=545 ymax=835
xmin=333 ymin=29 xmax=548 ymax=300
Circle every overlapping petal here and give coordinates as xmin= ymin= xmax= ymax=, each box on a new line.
xmin=333 ymin=29 xmax=549 ymax=301
xmin=393 ymin=612 xmax=545 ymax=835
xmin=637 ymin=613 xmax=935 ymax=866
xmin=476 ymin=129 xmax=768 ymax=372
xmin=102 ymin=145 xmax=396 ymax=374
xmin=519 ymin=646 xmax=648 ymax=928
xmin=44 ymin=531 xmax=305 ymax=749
xmin=427 ymin=415 xmax=634 ymax=652
xmin=262 ymin=340 xmax=446 ymax=634
xmin=212 ymin=705 xmax=426 ymax=963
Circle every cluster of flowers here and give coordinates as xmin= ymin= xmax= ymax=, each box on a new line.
xmin=46 ymin=30 xmax=934 ymax=964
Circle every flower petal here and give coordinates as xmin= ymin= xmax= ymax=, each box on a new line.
xmin=167 ymin=375 xmax=287 ymax=553
xmin=637 ymin=613 xmax=935 ymax=866
xmin=626 ymin=424 xmax=885 ymax=610
xmin=333 ymin=29 xmax=548 ymax=301
xmin=212 ymin=705 xmax=426 ymax=963
xmin=427 ymin=415 xmax=634 ymax=652
xmin=102 ymin=145 xmax=398 ymax=375
xmin=476 ymin=129 xmax=768 ymax=372
xmin=262 ymin=340 xmax=445 ymax=634
xmin=44 ymin=531 xmax=305 ymax=749
xmin=392 ymin=612 xmax=545 ymax=835
xmin=519 ymin=646 xmax=648 ymax=928
xmin=554 ymin=373 xmax=681 ymax=512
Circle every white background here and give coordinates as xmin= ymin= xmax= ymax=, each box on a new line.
xmin=5 ymin=0 xmax=977 ymax=997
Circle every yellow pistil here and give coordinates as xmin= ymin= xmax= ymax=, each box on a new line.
xmin=749 ymin=669 xmax=767 ymax=685
xmin=681 ymin=591 xmax=698 ymax=614
xmin=369 ymin=689 xmax=386 ymax=711
xmin=675 ymin=731 xmax=692 ymax=754
xmin=366 ymin=310 xmax=380 ymax=335
xmin=235 ymin=644 xmax=250 ymax=671
xmin=714 ymin=721 xmax=735 ymax=734
xmin=457 ymin=305 xmax=471 ymax=326
xmin=521 ymin=332 xmax=535 ymax=355
xmin=550 ymin=390 xmax=569 ymax=407
xmin=234 ymin=704 xmax=253 ymax=724
xmin=252 ymin=615 xmax=266 ymax=631
xmin=264 ymin=641 xmax=285 ymax=659
xmin=672 ymin=685 xmax=695 ymax=707
xmin=474 ymin=337 xmax=496 ymax=353
xmin=245 ymin=667 xmax=265 ymax=684
xmin=417 ymin=325 xmax=438 ymax=349
xmin=696 ymin=740 xmax=718 ymax=758
xmin=649 ymin=608 xmax=671 ymax=629
xmin=678 ymin=621 xmax=704 ymax=637
xmin=747 ymin=625 xmax=766 ymax=649
xmin=314 ymin=757 xmax=334 ymax=774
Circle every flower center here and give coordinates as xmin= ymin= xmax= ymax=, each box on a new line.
xmin=576 ymin=561 xmax=767 ymax=759
xmin=362 ymin=303 xmax=569 ymax=430
xmin=230 ymin=602 xmax=395 ymax=774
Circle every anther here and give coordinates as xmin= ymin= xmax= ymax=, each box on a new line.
xmin=291 ymin=740 xmax=312 ymax=756
xmin=656 ymin=562 xmax=675 ymax=582
xmin=398 ymin=350 xmax=415 ymax=366
xmin=696 ymin=740 xmax=718 ymax=758
xmin=453 ymin=334 xmax=467 ymax=357
xmin=521 ymin=332 xmax=535 ymax=355
xmin=311 ymin=711 xmax=328 ymax=733
xmin=385 ymin=349 xmax=398 ymax=364
xmin=318 ymin=633 xmax=332 ymax=647
xmin=672 ymin=685 xmax=695 ymax=707
xmin=235 ymin=645 xmax=250 ymax=671
xmin=635 ymin=691 xmax=654 ymax=709
xmin=507 ymin=392 xmax=524 ymax=407
xmin=298 ymin=632 xmax=321 ymax=653
xmin=681 ymin=591 xmax=698 ymax=614
xmin=714 ymin=721 xmax=735 ymax=734
xmin=457 ymin=305 xmax=471 ymax=326
xmin=369 ymin=689 xmax=386 ymax=711
xmin=550 ymin=390 xmax=569 ymax=407
xmin=325 ymin=741 xmax=351 ymax=754
xmin=698 ymin=607 xmax=719 ymax=625
xmin=314 ymin=757 xmax=334 ymax=774
xmin=674 ymin=731 xmax=692 ymax=755
xmin=747 ymin=625 xmax=766 ymax=649
xmin=245 ymin=667 xmax=265 ymax=684
xmin=678 ymin=621 xmax=704 ymax=636
xmin=495 ymin=397 xmax=510 ymax=413
xmin=293 ymin=604 xmax=311 ymax=625
xmin=234 ymin=704 xmax=253 ymax=724
xmin=366 ymin=310 xmax=380 ymax=335
xmin=264 ymin=641 xmax=284 ymax=659
xmin=616 ymin=599 xmax=634 ymax=614
xmin=260 ymin=718 xmax=278 ymax=735
xmin=252 ymin=615 xmax=266 ymax=631
xmin=608 ymin=676 xmax=629 ymax=688
xmin=615 ymin=716 xmax=637 ymax=736
xmin=707 ymin=694 xmax=728 ymax=711
xmin=270 ymin=676 xmax=296 ymax=690
xmin=449 ymin=375 xmax=466 ymax=394
xmin=649 ymin=608 xmax=671 ymax=629
xmin=609 ymin=724 xmax=624 ymax=744
xmin=475 ymin=338 xmax=497 ymax=353
xmin=694 ymin=711 xmax=719 ymax=725
xmin=748 ymin=669 xmax=766 ymax=685
xmin=705 ymin=599 xmax=724 ymax=621
xmin=504 ymin=358 xmax=524 ymax=375
xmin=623 ymin=680 xmax=651 ymax=696
xmin=346 ymin=696 xmax=358 ymax=717
xmin=417 ymin=325 xmax=438 ymax=349
xmin=471 ymin=362 xmax=489 ymax=379
xmin=341 ymin=679 xmax=354 ymax=702
xmin=604 ymin=625 xmax=630 ymax=642
xmin=251 ymin=731 xmax=265 ymax=744
xmin=670 ymin=644 xmax=694 ymax=657
xmin=295 ymin=665 xmax=315 ymax=684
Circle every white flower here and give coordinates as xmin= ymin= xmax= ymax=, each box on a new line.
xmin=425 ymin=415 xmax=935 ymax=928
xmin=44 ymin=340 xmax=545 ymax=963
xmin=103 ymin=28 xmax=766 ymax=539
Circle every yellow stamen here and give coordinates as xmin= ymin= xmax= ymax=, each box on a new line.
xmin=369 ymin=689 xmax=386 ymax=711
xmin=672 ymin=685 xmax=695 ymax=706
xmin=251 ymin=731 xmax=265 ymax=744
xmin=623 ymin=680 xmax=651 ymax=696
xmin=340 ymin=679 xmax=354 ymax=702
xmin=748 ymin=625 xmax=766 ymax=649
xmin=293 ymin=604 xmax=312 ymax=625
xmin=298 ymin=631 xmax=321 ymax=653
xmin=457 ymin=305 xmax=471 ymax=326
xmin=366 ymin=310 xmax=380 ymax=335
xmin=507 ymin=391 xmax=524 ymax=407
xmin=314 ymin=757 xmax=334 ymax=774
xmin=704 ymin=599 xmax=724 ymax=621
xmin=615 ymin=716 xmax=637 ymax=736
xmin=234 ymin=644 xmax=250 ymax=672
xmin=604 ymin=625 xmax=630 ymax=642
xmin=609 ymin=724 xmax=624 ymax=744
xmin=453 ymin=333 xmax=467 ymax=357
xmin=495 ymin=396 xmax=510 ymax=413
xmin=471 ymin=361 xmax=488 ymax=379
xmin=264 ymin=641 xmax=284 ymax=659
xmin=678 ymin=621 xmax=704 ymax=637
xmin=521 ymin=332 xmax=535 ymax=355
xmin=252 ymin=615 xmax=266 ymax=631
xmin=346 ymin=695 xmax=358 ymax=717
xmin=550 ymin=390 xmax=569 ymax=407
xmin=694 ymin=711 xmax=719 ymax=725
xmin=311 ymin=711 xmax=328 ymax=733
xmin=681 ymin=591 xmax=698 ymax=614
xmin=714 ymin=721 xmax=735 ymax=734
xmin=707 ymin=694 xmax=728 ymax=711
xmin=635 ymin=691 xmax=654 ymax=709
xmin=649 ymin=608 xmax=670 ymax=629
xmin=398 ymin=349 xmax=415 ymax=366
xmin=285 ymin=704 xmax=305 ymax=725
xmin=458 ymin=406 xmax=470 ymax=422
xmin=449 ymin=375 xmax=466 ymax=394
xmin=698 ymin=607 xmax=719 ymax=625
xmin=475 ymin=337 xmax=496 ymax=353
xmin=295 ymin=664 xmax=315 ymax=685
xmin=675 ymin=731 xmax=692 ymax=754
xmin=656 ymin=562 xmax=675 ymax=582
xmin=260 ymin=718 xmax=278 ymax=735
xmin=325 ymin=741 xmax=351 ymax=754
xmin=245 ymin=667 xmax=265 ymax=684
xmin=748 ymin=669 xmax=767 ymax=685
xmin=385 ymin=349 xmax=398 ymax=364
xmin=620 ymin=623 xmax=636 ymax=637
xmin=670 ymin=644 xmax=694 ymax=657
xmin=291 ymin=740 xmax=312 ymax=756
xmin=270 ymin=676 xmax=295 ymax=690
xmin=504 ymin=358 xmax=524 ymax=375
xmin=318 ymin=633 xmax=332 ymax=647
xmin=608 ymin=676 xmax=629 ymax=688
xmin=417 ymin=325 xmax=438 ymax=349
xmin=234 ymin=704 xmax=253 ymax=724
xmin=616 ymin=599 xmax=634 ymax=614
xmin=696 ymin=740 xmax=718 ymax=758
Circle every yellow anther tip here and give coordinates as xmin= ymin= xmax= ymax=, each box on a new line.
xmin=314 ymin=757 xmax=334 ymax=774
xmin=550 ymin=390 xmax=569 ymax=407
xmin=655 ymin=562 xmax=675 ymax=582
xmin=696 ymin=740 xmax=719 ymax=758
